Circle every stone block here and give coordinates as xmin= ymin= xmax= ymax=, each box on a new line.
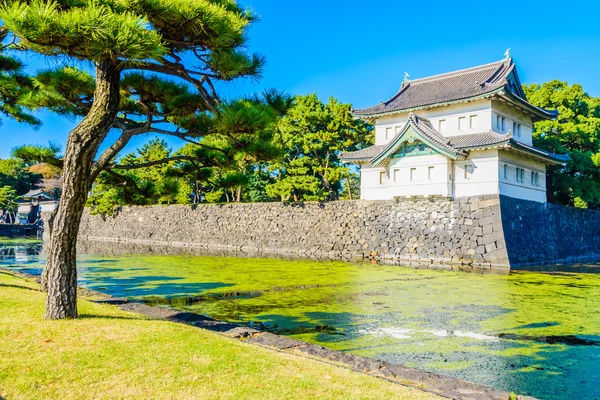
xmin=482 ymin=224 xmax=493 ymax=235
xmin=481 ymin=232 xmax=504 ymax=246
xmin=485 ymin=242 xmax=497 ymax=253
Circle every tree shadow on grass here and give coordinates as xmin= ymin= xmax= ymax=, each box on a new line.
xmin=0 ymin=283 xmax=40 ymax=292
xmin=78 ymin=313 xmax=145 ymax=321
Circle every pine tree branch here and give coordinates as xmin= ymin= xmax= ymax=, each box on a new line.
xmin=107 ymin=156 xmax=206 ymax=170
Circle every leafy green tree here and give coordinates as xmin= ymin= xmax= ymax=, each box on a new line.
xmin=0 ymin=29 xmax=38 ymax=126
xmin=0 ymin=158 xmax=41 ymax=195
xmin=266 ymin=94 xmax=373 ymax=201
xmin=524 ymin=81 xmax=600 ymax=208
xmin=172 ymin=92 xmax=289 ymax=203
xmin=1 ymin=0 xmax=263 ymax=319
xmin=87 ymin=138 xmax=192 ymax=214
xmin=244 ymin=166 xmax=276 ymax=202
xmin=0 ymin=186 xmax=19 ymax=223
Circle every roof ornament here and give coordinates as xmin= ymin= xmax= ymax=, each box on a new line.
xmin=504 ymin=48 xmax=511 ymax=59
xmin=403 ymin=72 xmax=410 ymax=83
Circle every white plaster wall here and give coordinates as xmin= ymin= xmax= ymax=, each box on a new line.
xmin=359 ymin=149 xmax=549 ymax=203
xmin=498 ymin=150 xmax=547 ymax=202
xmin=453 ymin=149 xmax=500 ymax=198
xmin=491 ymin=100 xmax=534 ymax=145
xmin=360 ymin=154 xmax=451 ymax=200
xmin=373 ymin=99 xmax=493 ymax=146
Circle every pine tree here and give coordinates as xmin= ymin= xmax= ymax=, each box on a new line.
xmin=1 ymin=0 xmax=264 ymax=319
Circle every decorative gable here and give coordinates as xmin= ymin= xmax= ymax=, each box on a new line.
xmin=391 ymin=141 xmax=439 ymax=159
xmin=371 ymin=113 xmax=467 ymax=166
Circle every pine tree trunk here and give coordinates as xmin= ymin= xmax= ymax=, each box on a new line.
xmin=43 ymin=61 xmax=121 ymax=320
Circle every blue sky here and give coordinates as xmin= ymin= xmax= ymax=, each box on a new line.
xmin=1 ymin=0 xmax=599 ymax=158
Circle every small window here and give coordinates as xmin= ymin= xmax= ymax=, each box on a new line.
xmin=516 ymin=124 xmax=521 ymax=137
xmin=531 ymin=171 xmax=535 ymax=185
xmin=379 ymin=171 xmax=387 ymax=185
xmin=469 ymin=115 xmax=477 ymax=130
xmin=438 ymin=119 xmax=446 ymax=133
xmin=393 ymin=169 xmax=399 ymax=183
xmin=516 ymin=168 xmax=525 ymax=183
xmin=501 ymin=117 xmax=506 ymax=131
xmin=496 ymin=115 xmax=501 ymax=130
xmin=464 ymin=164 xmax=473 ymax=180
xmin=428 ymin=166 xmax=434 ymax=181
xmin=385 ymin=127 xmax=392 ymax=140
xmin=395 ymin=126 xmax=402 ymax=135
xmin=512 ymin=122 xmax=517 ymax=134
xmin=458 ymin=116 xmax=466 ymax=131
xmin=504 ymin=164 xmax=508 ymax=180
xmin=410 ymin=168 xmax=417 ymax=182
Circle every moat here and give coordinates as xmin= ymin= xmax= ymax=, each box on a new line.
xmin=1 ymin=238 xmax=599 ymax=400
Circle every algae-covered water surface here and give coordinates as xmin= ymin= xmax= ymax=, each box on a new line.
xmin=1 ymin=238 xmax=599 ymax=400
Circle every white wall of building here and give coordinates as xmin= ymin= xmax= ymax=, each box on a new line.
xmin=498 ymin=150 xmax=547 ymax=202
xmin=359 ymin=148 xmax=549 ymax=202
xmin=453 ymin=149 xmax=500 ymax=198
xmin=374 ymin=99 xmax=494 ymax=145
xmin=360 ymin=154 xmax=452 ymax=200
xmin=491 ymin=100 xmax=534 ymax=145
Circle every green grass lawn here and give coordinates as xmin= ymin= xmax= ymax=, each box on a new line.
xmin=0 ymin=272 xmax=439 ymax=400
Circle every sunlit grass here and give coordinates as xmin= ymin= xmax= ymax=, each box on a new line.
xmin=0 ymin=272 xmax=439 ymax=400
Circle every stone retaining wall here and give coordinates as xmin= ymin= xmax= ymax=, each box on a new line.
xmin=77 ymin=195 xmax=600 ymax=271
xmin=79 ymin=195 xmax=510 ymax=271
xmin=0 ymin=224 xmax=39 ymax=237
xmin=501 ymin=196 xmax=600 ymax=267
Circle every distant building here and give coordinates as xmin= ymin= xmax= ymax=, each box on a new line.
xmin=341 ymin=56 xmax=568 ymax=203
xmin=17 ymin=189 xmax=59 ymax=224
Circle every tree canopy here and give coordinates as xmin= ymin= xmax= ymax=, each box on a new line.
xmin=0 ymin=0 xmax=268 ymax=319
xmin=524 ymin=80 xmax=600 ymax=209
xmin=0 ymin=158 xmax=41 ymax=195
xmin=266 ymin=94 xmax=373 ymax=201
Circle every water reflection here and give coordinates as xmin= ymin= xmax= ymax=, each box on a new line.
xmin=1 ymin=238 xmax=599 ymax=400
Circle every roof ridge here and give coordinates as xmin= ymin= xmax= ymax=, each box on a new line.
xmin=408 ymin=58 xmax=509 ymax=85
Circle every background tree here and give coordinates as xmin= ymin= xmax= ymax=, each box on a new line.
xmin=524 ymin=81 xmax=600 ymax=208
xmin=171 ymin=92 xmax=289 ymax=203
xmin=266 ymin=94 xmax=373 ymax=201
xmin=87 ymin=138 xmax=192 ymax=215
xmin=0 ymin=186 xmax=19 ymax=223
xmin=1 ymin=0 xmax=264 ymax=319
xmin=0 ymin=158 xmax=41 ymax=195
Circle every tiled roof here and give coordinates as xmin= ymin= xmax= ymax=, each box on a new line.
xmin=339 ymin=145 xmax=386 ymax=161
xmin=449 ymin=131 xmax=512 ymax=149
xmin=353 ymin=58 xmax=555 ymax=119
xmin=508 ymin=140 xmax=570 ymax=163
xmin=22 ymin=189 xmax=54 ymax=199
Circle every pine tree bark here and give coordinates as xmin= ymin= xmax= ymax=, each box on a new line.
xmin=43 ymin=61 xmax=121 ymax=320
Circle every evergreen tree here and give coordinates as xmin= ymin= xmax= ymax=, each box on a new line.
xmin=1 ymin=0 xmax=264 ymax=319
xmin=266 ymin=94 xmax=373 ymax=201
xmin=0 ymin=28 xmax=38 ymax=126
xmin=0 ymin=186 xmax=19 ymax=223
xmin=0 ymin=158 xmax=42 ymax=195
xmin=524 ymin=81 xmax=600 ymax=208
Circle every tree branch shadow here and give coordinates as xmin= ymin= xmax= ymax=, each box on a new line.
xmin=0 ymin=283 xmax=39 ymax=292
xmin=78 ymin=314 xmax=145 ymax=321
